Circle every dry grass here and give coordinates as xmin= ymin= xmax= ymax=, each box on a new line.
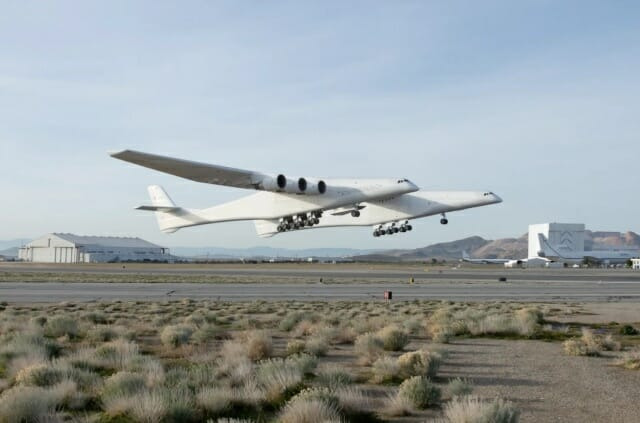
xmin=444 ymin=395 xmax=520 ymax=423
xmin=0 ymin=299 xmax=586 ymax=422
xmin=563 ymin=328 xmax=621 ymax=356
xmin=380 ymin=392 xmax=414 ymax=417
xmin=398 ymin=376 xmax=441 ymax=409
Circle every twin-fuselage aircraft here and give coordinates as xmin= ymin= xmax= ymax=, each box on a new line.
xmin=111 ymin=150 xmax=502 ymax=238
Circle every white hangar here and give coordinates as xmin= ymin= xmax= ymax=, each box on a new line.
xmin=18 ymin=233 xmax=170 ymax=263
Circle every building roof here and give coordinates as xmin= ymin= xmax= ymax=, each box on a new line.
xmin=52 ymin=233 xmax=164 ymax=249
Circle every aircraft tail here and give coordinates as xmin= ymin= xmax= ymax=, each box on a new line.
xmin=137 ymin=185 xmax=189 ymax=234
xmin=537 ymin=234 xmax=563 ymax=258
xmin=462 ymin=250 xmax=470 ymax=260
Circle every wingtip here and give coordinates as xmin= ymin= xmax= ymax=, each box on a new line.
xmin=108 ymin=149 xmax=128 ymax=158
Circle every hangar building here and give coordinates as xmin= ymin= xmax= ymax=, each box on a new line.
xmin=18 ymin=233 xmax=170 ymax=263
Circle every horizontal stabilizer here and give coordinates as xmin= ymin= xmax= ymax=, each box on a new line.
xmin=136 ymin=205 xmax=182 ymax=212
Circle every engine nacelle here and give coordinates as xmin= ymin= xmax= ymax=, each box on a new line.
xmin=259 ymin=175 xmax=326 ymax=195
xmin=302 ymin=179 xmax=327 ymax=195
xmin=259 ymin=174 xmax=288 ymax=192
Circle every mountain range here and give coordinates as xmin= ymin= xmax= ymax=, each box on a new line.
xmin=353 ymin=230 xmax=640 ymax=262
xmin=1 ymin=230 xmax=638 ymax=261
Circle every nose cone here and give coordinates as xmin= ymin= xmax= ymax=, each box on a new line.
xmin=490 ymin=193 xmax=503 ymax=204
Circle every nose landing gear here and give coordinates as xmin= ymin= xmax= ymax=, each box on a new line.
xmin=440 ymin=213 xmax=448 ymax=225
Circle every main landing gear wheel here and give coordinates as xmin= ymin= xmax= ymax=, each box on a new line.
xmin=440 ymin=218 xmax=448 ymax=225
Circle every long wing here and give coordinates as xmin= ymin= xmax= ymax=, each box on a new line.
xmin=110 ymin=150 xmax=262 ymax=189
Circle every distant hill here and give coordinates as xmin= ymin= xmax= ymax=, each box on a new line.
xmin=354 ymin=236 xmax=492 ymax=262
xmin=472 ymin=234 xmax=528 ymax=259
xmin=587 ymin=231 xmax=640 ymax=250
xmin=351 ymin=230 xmax=640 ymax=262
xmin=0 ymin=247 xmax=19 ymax=258
xmin=0 ymin=240 xmax=25 ymax=251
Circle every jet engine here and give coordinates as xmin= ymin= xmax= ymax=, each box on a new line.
xmin=298 ymin=178 xmax=327 ymax=195
xmin=259 ymin=175 xmax=326 ymax=195
xmin=259 ymin=174 xmax=288 ymax=192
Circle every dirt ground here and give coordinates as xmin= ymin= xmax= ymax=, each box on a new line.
xmin=557 ymin=302 xmax=640 ymax=324
xmin=439 ymin=339 xmax=639 ymax=423
xmin=432 ymin=303 xmax=640 ymax=423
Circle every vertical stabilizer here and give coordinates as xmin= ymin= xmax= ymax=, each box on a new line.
xmin=147 ymin=185 xmax=179 ymax=233
xmin=148 ymin=185 xmax=176 ymax=208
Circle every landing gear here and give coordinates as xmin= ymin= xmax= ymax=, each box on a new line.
xmin=440 ymin=213 xmax=448 ymax=225
xmin=278 ymin=211 xmax=323 ymax=232
xmin=373 ymin=221 xmax=412 ymax=237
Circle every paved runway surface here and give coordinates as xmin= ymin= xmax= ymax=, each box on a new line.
xmin=2 ymin=280 xmax=640 ymax=302
xmin=2 ymin=263 xmax=640 ymax=302
xmin=3 ymin=263 xmax=640 ymax=282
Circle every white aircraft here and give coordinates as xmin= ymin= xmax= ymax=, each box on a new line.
xmin=461 ymin=251 xmax=510 ymax=264
xmin=537 ymin=234 xmax=638 ymax=265
xmin=110 ymin=150 xmax=502 ymax=238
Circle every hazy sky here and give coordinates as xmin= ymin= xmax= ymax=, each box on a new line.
xmin=1 ymin=1 xmax=639 ymax=249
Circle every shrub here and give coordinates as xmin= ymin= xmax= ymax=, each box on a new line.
xmin=193 ymin=324 xmax=222 ymax=344
xmin=286 ymin=339 xmax=306 ymax=355
xmin=279 ymin=312 xmax=305 ymax=332
xmin=371 ymin=356 xmax=400 ymax=384
xmin=4 ymin=331 xmax=61 ymax=360
xmin=398 ymin=376 xmax=441 ymax=409
xmin=196 ymin=386 xmax=233 ymax=414
xmin=129 ymin=390 xmax=167 ymax=423
xmin=380 ymin=392 xmax=413 ymax=417
xmin=563 ymin=328 xmax=620 ymax=356
xmin=447 ymin=378 xmax=473 ymax=397
xmin=279 ymin=398 xmax=341 ymax=423
xmin=336 ymin=386 xmax=370 ymax=413
xmin=0 ymin=386 xmax=56 ymax=421
xmin=316 ymin=365 xmax=352 ymax=389
xmin=291 ymin=387 xmax=339 ymax=409
xmin=94 ymin=339 xmax=140 ymax=370
xmin=354 ymin=332 xmax=384 ymax=364
xmin=15 ymin=362 xmax=100 ymax=391
xmin=378 ymin=325 xmax=409 ymax=351
xmin=444 ymin=395 xmax=520 ymax=423
xmin=83 ymin=311 xmax=108 ymax=324
xmin=245 ymin=330 xmax=273 ymax=361
xmin=160 ymin=324 xmax=194 ymax=348
xmin=620 ymin=325 xmax=639 ymax=336
xmin=397 ymin=349 xmax=442 ymax=378
xmin=433 ymin=327 xmax=454 ymax=343
xmin=287 ymin=353 xmax=318 ymax=375
xmin=102 ymin=371 xmax=146 ymax=399
xmin=304 ymin=336 xmax=328 ymax=356
xmin=45 ymin=316 xmax=80 ymax=339
xmin=256 ymin=358 xmax=304 ymax=403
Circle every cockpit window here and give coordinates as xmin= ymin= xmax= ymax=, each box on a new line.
xmin=483 ymin=191 xmax=494 ymax=196
xmin=397 ymin=178 xmax=409 ymax=183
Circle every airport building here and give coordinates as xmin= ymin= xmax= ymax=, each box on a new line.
xmin=18 ymin=233 xmax=170 ymax=263
xmin=528 ymin=223 xmax=585 ymax=258
xmin=632 ymin=258 xmax=640 ymax=270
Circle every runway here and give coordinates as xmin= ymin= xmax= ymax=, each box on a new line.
xmin=3 ymin=262 xmax=640 ymax=282
xmin=2 ymin=280 xmax=640 ymax=303
xmin=2 ymin=263 xmax=640 ymax=302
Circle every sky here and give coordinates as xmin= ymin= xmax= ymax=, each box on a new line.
xmin=1 ymin=1 xmax=639 ymax=249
